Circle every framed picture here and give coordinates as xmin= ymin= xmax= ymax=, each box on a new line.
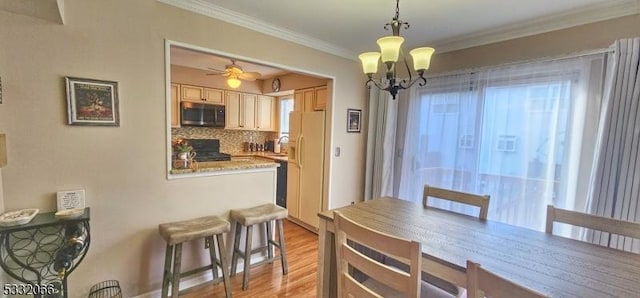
xmin=347 ymin=108 xmax=362 ymax=133
xmin=65 ymin=77 xmax=119 ymax=126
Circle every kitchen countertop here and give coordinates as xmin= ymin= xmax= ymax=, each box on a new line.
xmin=232 ymin=151 xmax=288 ymax=162
xmin=170 ymin=159 xmax=278 ymax=175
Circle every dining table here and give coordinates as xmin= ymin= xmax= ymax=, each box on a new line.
xmin=316 ymin=197 xmax=640 ymax=298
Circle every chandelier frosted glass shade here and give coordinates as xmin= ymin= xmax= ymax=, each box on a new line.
xmin=409 ymin=47 xmax=435 ymax=71
xmin=359 ymin=52 xmax=382 ymax=75
xmin=377 ymin=36 xmax=405 ymax=63
xmin=358 ymin=0 xmax=435 ymax=99
xmin=227 ymin=76 xmax=241 ymax=88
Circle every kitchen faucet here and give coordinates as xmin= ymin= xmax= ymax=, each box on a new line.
xmin=278 ymin=136 xmax=289 ymax=144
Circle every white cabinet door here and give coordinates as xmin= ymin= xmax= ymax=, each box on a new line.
xmin=225 ymin=91 xmax=242 ymax=129
xmin=204 ymin=88 xmax=224 ymax=104
xmin=242 ymin=93 xmax=256 ymax=130
xmin=181 ymin=85 xmax=204 ymax=102
xmin=256 ymin=95 xmax=275 ymax=131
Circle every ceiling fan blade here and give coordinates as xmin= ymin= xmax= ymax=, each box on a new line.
xmin=205 ymin=73 xmax=229 ymax=76
xmin=207 ymin=66 xmax=226 ymax=72
xmin=239 ymin=72 xmax=261 ymax=81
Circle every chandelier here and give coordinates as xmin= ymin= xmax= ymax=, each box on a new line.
xmin=359 ymin=0 xmax=435 ymax=99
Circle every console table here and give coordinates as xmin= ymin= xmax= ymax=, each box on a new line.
xmin=0 ymin=208 xmax=90 ymax=298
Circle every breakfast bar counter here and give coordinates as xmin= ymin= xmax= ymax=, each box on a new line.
xmin=170 ymin=159 xmax=278 ymax=175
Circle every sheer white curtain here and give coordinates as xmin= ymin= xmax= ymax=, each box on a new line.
xmin=364 ymin=88 xmax=398 ymax=200
xmin=395 ymin=54 xmax=605 ymax=232
xmin=587 ymin=38 xmax=640 ymax=253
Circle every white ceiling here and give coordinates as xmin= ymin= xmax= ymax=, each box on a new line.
xmin=160 ymin=0 xmax=640 ymax=59
xmin=170 ymin=46 xmax=288 ymax=79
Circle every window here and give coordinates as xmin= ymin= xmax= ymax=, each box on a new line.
xmin=496 ymin=135 xmax=517 ymax=152
xmin=396 ymin=54 xmax=604 ymax=232
xmin=458 ymin=135 xmax=474 ymax=149
xmin=279 ymin=97 xmax=293 ymax=138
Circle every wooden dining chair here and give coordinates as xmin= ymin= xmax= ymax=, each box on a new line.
xmin=333 ymin=211 xmax=454 ymax=298
xmin=423 ymin=185 xmax=491 ymax=220
xmin=466 ymin=260 xmax=548 ymax=298
xmin=545 ymin=205 xmax=640 ymax=240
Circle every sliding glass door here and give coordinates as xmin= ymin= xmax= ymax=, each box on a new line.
xmin=396 ymin=55 xmax=604 ymax=232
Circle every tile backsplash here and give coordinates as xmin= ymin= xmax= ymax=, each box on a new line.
xmin=172 ymin=127 xmax=278 ymax=154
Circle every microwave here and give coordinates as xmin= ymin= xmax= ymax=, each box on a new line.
xmin=181 ymin=102 xmax=225 ymax=128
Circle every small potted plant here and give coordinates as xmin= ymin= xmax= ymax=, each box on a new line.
xmin=172 ymin=139 xmax=194 ymax=160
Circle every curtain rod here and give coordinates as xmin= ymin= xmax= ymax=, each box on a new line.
xmin=426 ymin=47 xmax=613 ymax=79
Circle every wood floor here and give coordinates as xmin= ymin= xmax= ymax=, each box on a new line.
xmin=182 ymin=219 xmax=318 ymax=297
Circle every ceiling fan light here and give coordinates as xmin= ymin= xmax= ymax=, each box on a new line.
xmin=359 ymin=52 xmax=381 ymax=75
xmin=409 ymin=47 xmax=435 ymax=71
xmin=377 ymin=36 xmax=404 ymax=63
xmin=227 ymin=77 xmax=241 ymax=88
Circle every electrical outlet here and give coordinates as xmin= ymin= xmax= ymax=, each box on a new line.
xmin=335 ymin=147 xmax=340 ymax=157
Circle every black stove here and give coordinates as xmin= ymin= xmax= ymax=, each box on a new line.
xmin=184 ymin=139 xmax=231 ymax=162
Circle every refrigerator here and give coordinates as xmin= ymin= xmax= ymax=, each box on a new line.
xmin=287 ymin=111 xmax=325 ymax=229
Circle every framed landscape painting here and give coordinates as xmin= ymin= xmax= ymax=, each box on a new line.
xmin=65 ymin=77 xmax=119 ymax=126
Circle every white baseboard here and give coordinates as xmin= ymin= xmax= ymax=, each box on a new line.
xmin=133 ymin=255 xmax=267 ymax=298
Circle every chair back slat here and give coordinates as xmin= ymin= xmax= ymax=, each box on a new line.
xmin=423 ymin=184 xmax=491 ymax=220
xmin=467 ymin=260 xmax=548 ymax=298
xmin=334 ymin=211 xmax=421 ymax=298
xmin=546 ymin=205 xmax=640 ymax=238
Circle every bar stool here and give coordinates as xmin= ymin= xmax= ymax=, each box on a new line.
xmin=229 ymin=203 xmax=288 ymax=290
xmin=158 ymin=215 xmax=232 ymax=298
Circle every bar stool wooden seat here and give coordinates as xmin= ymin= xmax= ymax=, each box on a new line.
xmin=229 ymin=203 xmax=288 ymax=290
xmin=158 ymin=215 xmax=232 ymax=298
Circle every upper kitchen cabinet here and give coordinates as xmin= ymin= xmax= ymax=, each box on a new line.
xmin=225 ymin=91 xmax=242 ymax=129
xmin=181 ymin=84 xmax=224 ymax=105
xmin=171 ymin=83 xmax=180 ymax=128
xmin=294 ymin=86 xmax=327 ymax=112
xmin=314 ymin=86 xmax=327 ymax=110
xmin=256 ymin=95 xmax=276 ymax=131
xmin=242 ymin=93 xmax=257 ymax=130
xmin=226 ymin=91 xmax=262 ymax=130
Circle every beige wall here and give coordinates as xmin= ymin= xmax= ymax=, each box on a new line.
xmin=0 ymin=0 xmax=366 ymax=296
xmin=261 ymin=73 xmax=328 ymax=93
xmin=430 ymin=14 xmax=640 ymax=73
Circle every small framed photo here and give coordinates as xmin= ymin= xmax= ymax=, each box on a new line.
xmin=347 ymin=108 xmax=362 ymax=133
xmin=65 ymin=77 xmax=119 ymax=126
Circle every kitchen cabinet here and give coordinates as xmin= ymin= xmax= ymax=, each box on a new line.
xmin=181 ymin=85 xmax=204 ymax=102
xmin=227 ymin=92 xmax=277 ymax=131
xmin=314 ymin=86 xmax=327 ymax=110
xmin=170 ymin=83 xmax=180 ymax=128
xmin=203 ymin=88 xmax=224 ymax=104
xmin=256 ymin=95 xmax=276 ymax=131
xmin=225 ymin=91 xmax=242 ymax=129
xmin=294 ymin=86 xmax=327 ymax=112
xmin=181 ymin=84 xmax=224 ymax=104
xmin=242 ymin=93 xmax=256 ymax=130
xmin=226 ymin=92 xmax=256 ymax=130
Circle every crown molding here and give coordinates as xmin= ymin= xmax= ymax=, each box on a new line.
xmin=433 ymin=0 xmax=640 ymax=53
xmin=157 ymin=0 xmax=357 ymax=60
xmin=158 ymin=0 xmax=640 ymax=59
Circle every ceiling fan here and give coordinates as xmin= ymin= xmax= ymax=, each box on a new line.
xmin=206 ymin=59 xmax=261 ymax=88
